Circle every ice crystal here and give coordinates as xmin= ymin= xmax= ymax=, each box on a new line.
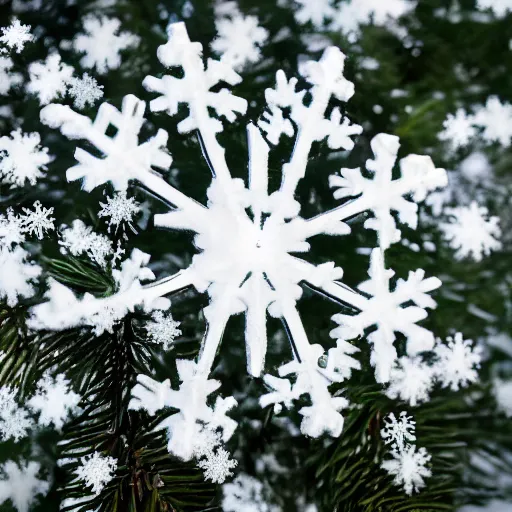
xmin=98 ymin=191 xmax=140 ymax=233
xmin=386 ymin=356 xmax=435 ymax=406
xmin=27 ymin=373 xmax=80 ymax=430
xmin=381 ymin=412 xmax=416 ymax=452
xmin=0 ymin=130 xmax=50 ymax=187
xmin=0 ymin=461 xmax=49 ymax=512
xmin=212 ymin=8 xmax=268 ymax=70
xmin=434 ymin=333 xmax=481 ymax=391
xmin=20 ymin=201 xmax=55 ymax=239
xmin=27 ymin=53 xmax=74 ymax=105
xmin=40 ymin=22 xmax=449 ymax=458
xmin=0 ymin=19 xmax=33 ymax=53
xmin=0 ymin=56 xmax=22 ymax=95
xmin=67 ymin=72 xmax=104 ymax=109
xmin=59 ymin=220 xmax=113 ymax=267
xmin=0 ymin=387 xmax=32 ymax=442
xmin=73 ymin=15 xmax=140 ymax=74
xmin=75 ymin=452 xmax=117 ymax=495
xmin=382 ymin=445 xmax=431 ymax=495
xmin=198 ymin=447 xmax=238 ymax=483
xmin=223 ymin=474 xmax=279 ymax=512
xmin=0 ymin=246 xmax=42 ymax=307
xmin=145 ymin=310 xmax=182 ymax=350
xmin=440 ymin=201 xmax=501 ymax=261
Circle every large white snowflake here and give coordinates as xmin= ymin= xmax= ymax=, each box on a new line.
xmin=35 ymin=22 xmax=448 ymax=459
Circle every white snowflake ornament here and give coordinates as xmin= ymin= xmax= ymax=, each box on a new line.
xmin=98 ymin=191 xmax=140 ymax=233
xmin=38 ymin=22 xmax=449 ymax=457
xmin=198 ymin=447 xmax=238 ymax=483
xmin=145 ymin=310 xmax=182 ymax=350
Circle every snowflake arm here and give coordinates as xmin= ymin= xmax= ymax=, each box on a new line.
xmin=144 ymin=22 xmax=247 ymax=186
xmin=264 ymin=48 xmax=362 ymax=216
xmin=331 ymin=249 xmax=441 ymax=383
xmin=40 ymin=94 xmax=206 ymax=219
xmin=321 ymin=134 xmax=447 ymax=248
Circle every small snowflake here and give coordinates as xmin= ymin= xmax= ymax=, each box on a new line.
xmin=145 ymin=310 xmax=182 ymax=350
xmin=20 ymin=201 xmax=55 ymax=240
xmin=27 ymin=53 xmax=74 ymax=105
xmin=386 ymin=356 xmax=434 ymax=406
xmin=75 ymin=452 xmax=117 ymax=495
xmin=382 ymin=445 xmax=431 ymax=495
xmin=0 ymin=130 xmax=50 ymax=187
xmin=438 ymin=109 xmax=476 ymax=150
xmin=212 ymin=12 xmax=268 ymax=71
xmin=440 ymin=201 xmax=501 ymax=261
xmin=0 ymin=461 xmax=49 ymax=512
xmin=198 ymin=447 xmax=238 ymax=483
xmin=67 ymin=73 xmax=104 ymax=109
xmin=0 ymin=19 xmax=33 ymax=53
xmin=0 ymin=246 xmax=42 ymax=307
xmin=0 ymin=386 xmax=32 ymax=442
xmin=0 ymin=56 xmax=22 ymax=95
xmin=434 ymin=333 xmax=481 ymax=391
xmin=381 ymin=412 xmax=416 ymax=452
xmin=98 ymin=191 xmax=140 ymax=233
xmin=27 ymin=373 xmax=80 ymax=430
xmin=73 ymin=15 xmax=140 ymax=74
xmin=60 ymin=220 xmax=113 ymax=267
